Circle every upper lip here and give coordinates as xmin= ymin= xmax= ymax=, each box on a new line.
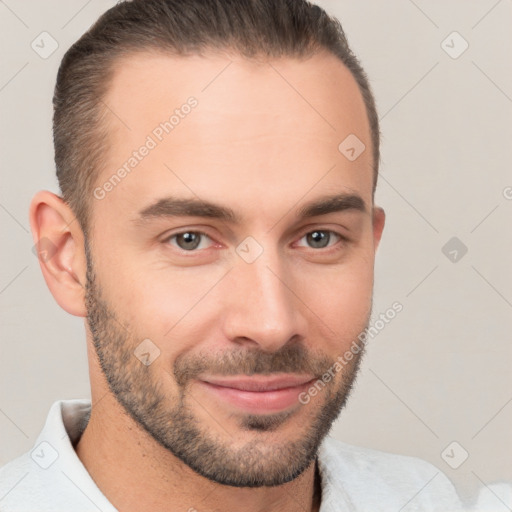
xmin=199 ymin=374 xmax=316 ymax=392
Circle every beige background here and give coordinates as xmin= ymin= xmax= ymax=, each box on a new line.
xmin=1 ymin=0 xmax=511 ymax=508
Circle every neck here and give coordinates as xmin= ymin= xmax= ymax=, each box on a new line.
xmin=75 ymin=392 xmax=321 ymax=512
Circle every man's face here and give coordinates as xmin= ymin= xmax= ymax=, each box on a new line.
xmin=84 ymin=51 xmax=383 ymax=487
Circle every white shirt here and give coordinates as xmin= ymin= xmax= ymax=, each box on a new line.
xmin=0 ymin=398 xmax=465 ymax=511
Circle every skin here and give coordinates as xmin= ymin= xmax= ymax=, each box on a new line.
xmin=30 ymin=50 xmax=385 ymax=512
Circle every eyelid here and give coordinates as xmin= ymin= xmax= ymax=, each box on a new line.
xmin=163 ymin=229 xmax=218 ymax=253
xmin=295 ymin=222 xmax=351 ymax=240
xmin=294 ymin=229 xmax=347 ymax=249
xmin=161 ymin=226 xmax=349 ymax=254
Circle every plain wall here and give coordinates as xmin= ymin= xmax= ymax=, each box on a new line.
xmin=1 ymin=0 xmax=511 ymax=507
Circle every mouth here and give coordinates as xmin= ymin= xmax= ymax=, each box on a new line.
xmin=196 ymin=374 xmax=316 ymax=414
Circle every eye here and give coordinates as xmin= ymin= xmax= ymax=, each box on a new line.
xmin=165 ymin=231 xmax=214 ymax=251
xmin=296 ymin=230 xmax=343 ymax=249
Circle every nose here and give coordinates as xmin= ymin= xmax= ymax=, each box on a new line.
xmin=221 ymin=247 xmax=307 ymax=352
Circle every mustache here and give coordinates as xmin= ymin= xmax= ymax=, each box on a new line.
xmin=173 ymin=343 xmax=334 ymax=387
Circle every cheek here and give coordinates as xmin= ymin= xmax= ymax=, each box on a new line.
xmin=113 ymin=265 xmax=226 ymax=347
xmin=293 ymin=256 xmax=374 ymax=349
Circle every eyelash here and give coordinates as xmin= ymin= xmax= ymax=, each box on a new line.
xmin=163 ymin=229 xmax=349 ymax=254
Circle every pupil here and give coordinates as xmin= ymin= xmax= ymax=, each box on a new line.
xmin=308 ymin=231 xmax=329 ymax=248
xmin=178 ymin=232 xmax=200 ymax=250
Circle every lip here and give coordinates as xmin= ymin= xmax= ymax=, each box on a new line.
xmin=196 ymin=374 xmax=316 ymax=413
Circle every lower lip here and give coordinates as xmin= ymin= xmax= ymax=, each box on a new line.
xmin=197 ymin=380 xmax=314 ymax=414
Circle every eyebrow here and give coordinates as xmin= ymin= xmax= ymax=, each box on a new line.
xmin=296 ymin=193 xmax=366 ymax=218
xmin=136 ymin=192 xmax=367 ymax=224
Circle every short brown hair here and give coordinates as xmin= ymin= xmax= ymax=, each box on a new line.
xmin=53 ymin=0 xmax=380 ymax=234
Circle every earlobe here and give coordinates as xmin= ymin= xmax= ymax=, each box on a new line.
xmin=29 ymin=190 xmax=88 ymax=317
xmin=372 ymin=206 xmax=385 ymax=252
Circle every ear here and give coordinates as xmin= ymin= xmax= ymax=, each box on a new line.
xmin=29 ymin=190 xmax=88 ymax=317
xmin=371 ymin=206 xmax=385 ymax=253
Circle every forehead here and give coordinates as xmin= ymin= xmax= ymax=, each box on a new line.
xmin=93 ymin=51 xmax=373 ymax=225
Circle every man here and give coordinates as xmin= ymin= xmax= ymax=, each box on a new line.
xmin=0 ymin=0 xmax=464 ymax=510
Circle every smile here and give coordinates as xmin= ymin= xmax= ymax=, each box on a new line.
xmin=196 ymin=374 xmax=317 ymax=414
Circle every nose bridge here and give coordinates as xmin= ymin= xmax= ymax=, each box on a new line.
xmin=222 ymin=241 xmax=303 ymax=350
